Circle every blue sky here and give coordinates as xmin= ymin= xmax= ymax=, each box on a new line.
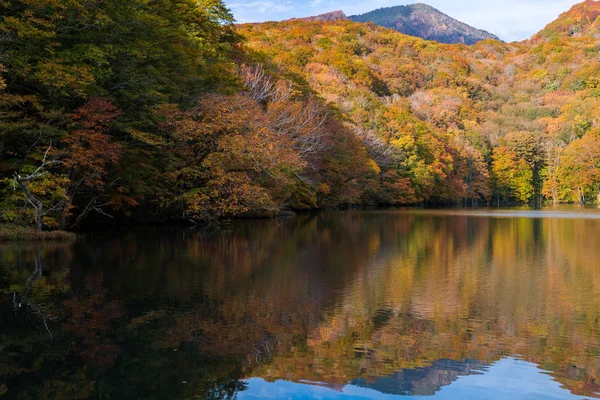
xmin=225 ymin=0 xmax=582 ymax=42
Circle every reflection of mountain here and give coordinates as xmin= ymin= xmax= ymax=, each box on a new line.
xmin=352 ymin=359 xmax=488 ymax=396
xmin=241 ymin=358 xmax=591 ymax=399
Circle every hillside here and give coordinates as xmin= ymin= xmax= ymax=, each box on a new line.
xmin=239 ymin=1 xmax=600 ymax=206
xmin=349 ymin=4 xmax=501 ymax=44
xmin=536 ymin=0 xmax=600 ymax=38
xmin=1 ymin=0 xmax=600 ymax=234
xmin=0 ymin=0 xmax=380 ymax=231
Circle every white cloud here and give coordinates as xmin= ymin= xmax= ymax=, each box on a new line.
xmin=225 ymin=0 xmax=582 ymax=41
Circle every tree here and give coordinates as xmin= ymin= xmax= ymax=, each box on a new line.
xmin=542 ymin=144 xmax=564 ymax=205
xmin=155 ymin=93 xmax=305 ymax=221
xmin=59 ymin=98 xmax=122 ymax=228
xmin=0 ymin=0 xmax=245 ymax=228
xmin=460 ymin=144 xmax=491 ymax=204
xmin=501 ymin=131 xmax=545 ymax=202
xmin=554 ymin=132 xmax=600 ymax=203
xmin=491 ymin=146 xmax=533 ymax=205
xmin=380 ymin=169 xmax=418 ymax=205
xmin=514 ymin=159 xmax=535 ymax=203
xmin=9 ymin=145 xmax=68 ymax=231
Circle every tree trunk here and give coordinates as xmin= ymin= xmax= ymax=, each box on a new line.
xmin=17 ymin=180 xmax=45 ymax=232
xmin=59 ymin=195 xmax=73 ymax=230
xmin=35 ymin=208 xmax=44 ymax=232
xmin=578 ymin=188 xmax=585 ymax=205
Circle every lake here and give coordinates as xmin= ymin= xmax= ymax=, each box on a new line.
xmin=1 ymin=208 xmax=600 ymax=399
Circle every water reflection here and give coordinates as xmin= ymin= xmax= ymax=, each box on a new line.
xmin=0 ymin=209 xmax=599 ymax=399
xmin=352 ymin=359 xmax=489 ymax=396
xmin=241 ymin=358 xmax=592 ymax=399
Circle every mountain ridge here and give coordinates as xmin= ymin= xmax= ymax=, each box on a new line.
xmin=283 ymin=3 xmax=500 ymax=45
xmin=348 ymin=4 xmax=501 ymax=44
xmin=290 ymin=10 xmax=347 ymax=22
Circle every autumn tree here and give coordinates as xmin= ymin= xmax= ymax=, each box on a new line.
xmin=491 ymin=146 xmax=534 ymax=205
xmin=501 ymin=131 xmax=546 ymax=202
xmin=7 ymin=145 xmax=68 ymax=231
xmin=553 ymin=132 xmax=600 ymax=203
xmin=0 ymin=0 xmax=244 ymax=228
xmin=6 ymin=0 xmax=600 ymax=229
xmin=491 ymin=147 xmax=514 ymax=205
xmin=459 ymin=144 xmax=491 ymax=205
xmin=237 ymin=16 xmax=600 ymax=206
xmin=59 ymin=98 xmax=122 ymax=228
xmin=155 ymin=94 xmax=304 ymax=221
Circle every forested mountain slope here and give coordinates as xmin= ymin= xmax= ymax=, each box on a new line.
xmin=239 ymin=0 xmax=600 ymax=206
xmin=0 ymin=0 xmax=599 ymax=232
xmin=537 ymin=0 xmax=600 ymax=38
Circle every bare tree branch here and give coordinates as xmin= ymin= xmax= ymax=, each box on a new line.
xmin=12 ymin=143 xmax=63 ymax=232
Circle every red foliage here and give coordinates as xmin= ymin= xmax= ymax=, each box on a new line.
xmin=64 ymin=97 xmax=122 ymax=189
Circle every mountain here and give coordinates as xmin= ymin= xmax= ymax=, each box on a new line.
xmin=348 ymin=4 xmax=500 ymax=44
xmin=536 ymin=0 xmax=600 ymax=39
xmin=291 ymin=10 xmax=347 ymax=22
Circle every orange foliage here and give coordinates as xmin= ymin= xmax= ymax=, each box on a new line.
xmin=64 ymin=98 xmax=122 ymax=189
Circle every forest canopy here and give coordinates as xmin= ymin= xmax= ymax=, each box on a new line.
xmin=1 ymin=0 xmax=600 ymax=231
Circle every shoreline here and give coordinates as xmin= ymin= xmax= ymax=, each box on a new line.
xmin=2 ymin=204 xmax=598 ymax=241
xmin=0 ymin=224 xmax=77 ymax=242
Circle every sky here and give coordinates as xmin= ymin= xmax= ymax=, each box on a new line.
xmin=225 ymin=0 xmax=583 ymax=42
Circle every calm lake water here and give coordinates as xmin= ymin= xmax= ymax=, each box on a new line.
xmin=1 ymin=208 xmax=600 ymax=399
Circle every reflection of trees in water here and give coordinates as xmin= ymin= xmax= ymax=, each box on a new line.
xmin=234 ymin=214 xmax=600 ymax=398
xmin=1 ymin=212 xmax=600 ymax=398
xmin=12 ymin=248 xmax=55 ymax=340
xmin=1 ymin=243 xmax=75 ymax=344
xmin=62 ymin=273 xmax=123 ymax=366
xmin=113 ymin=213 xmax=600 ymax=397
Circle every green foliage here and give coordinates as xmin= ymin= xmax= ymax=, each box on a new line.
xmin=0 ymin=0 xmax=247 ymax=228
xmin=514 ymin=159 xmax=535 ymax=203
xmin=551 ymin=132 xmax=600 ymax=203
xmin=491 ymin=146 xmax=534 ymax=204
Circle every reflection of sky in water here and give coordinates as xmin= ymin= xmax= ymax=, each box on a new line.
xmin=370 ymin=207 xmax=600 ymax=219
xmin=240 ymin=358 xmax=592 ymax=399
